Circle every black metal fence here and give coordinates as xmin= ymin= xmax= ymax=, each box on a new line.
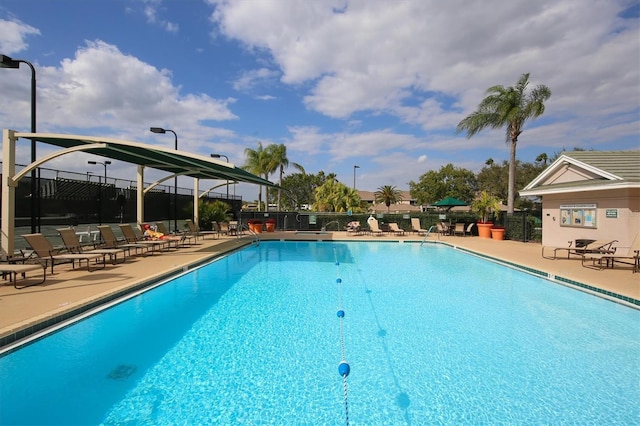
xmin=239 ymin=210 xmax=542 ymax=241
xmin=1 ymin=164 xmax=242 ymax=228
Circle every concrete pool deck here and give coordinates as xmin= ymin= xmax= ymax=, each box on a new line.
xmin=1 ymin=231 xmax=638 ymax=349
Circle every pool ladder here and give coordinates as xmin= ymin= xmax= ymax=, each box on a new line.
xmin=419 ymin=225 xmax=437 ymax=246
xmin=237 ymin=223 xmax=260 ymax=246
xmin=321 ymin=220 xmax=342 ymax=231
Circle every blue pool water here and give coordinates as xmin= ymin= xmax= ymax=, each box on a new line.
xmin=1 ymin=241 xmax=639 ymax=425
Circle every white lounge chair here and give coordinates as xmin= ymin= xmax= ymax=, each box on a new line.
xmin=411 ymin=218 xmax=427 ymax=235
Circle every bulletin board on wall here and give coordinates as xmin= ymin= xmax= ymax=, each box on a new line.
xmin=560 ymin=204 xmax=597 ymax=228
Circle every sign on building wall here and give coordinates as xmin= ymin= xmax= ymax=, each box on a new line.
xmin=560 ymin=204 xmax=597 ymax=228
xmin=605 ymin=209 xmax=618 ymax=218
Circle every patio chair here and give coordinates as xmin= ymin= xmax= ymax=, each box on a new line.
xmin=344 ymin=221 xmax=363 ymax=236
xmin=388 ymin=222 xmax=405 ymax=236
xmin=98 ymin=225 xmax=150 ymax=256
xmin=582 ymin=233 xmax=640 ymax=272
xmin=22 ymin=233 xmax=107 ymax=274
xmin=411 ymin=218 xmax=428 ymax=235
xmin=118 ymin=224 xmax=170 ymax=253
xmin=57 ymin=227 xmax=128 ymax=264
xmin=453 ymin=223 xmax=466 ymax=237
xmin=218 ymin=221 xmax=230 ymax=236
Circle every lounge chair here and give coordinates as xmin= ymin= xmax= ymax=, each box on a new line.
xmin=368 ymin=218 xmax=385 ymax=236
xmin=411 ymin=218 xmax=428 ymax=235
xmin=184 ymin=219 xmax=219 ymax=240
xmin=0 ymin=263 xmax=46 ymax=289
xmin=542 ymin=239 xmax=617 ymax=260
xmin=436 ymin=223 xmax=447 ymax=237
xmin=582 ymin=233 xmax=640 ymax=272
xmin=388 ymin=222 xmax=405 ymax=236
xmin=98 ymin=225 xmax=150 ymax=256
xmin=155 ymin=222 xmax=196 ymax=246
xmin=118 ymin=224 xmax=170 ymax=253
xmin=460 ymin=222 xmax=475 ymax=237
xmin=57 ymin=227 xmax=128 ymax=264
xmin=22 ymin=233 xmax=106 ymax=274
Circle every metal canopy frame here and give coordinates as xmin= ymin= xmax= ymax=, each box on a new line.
xmin=1 ymin=130 xmax=276 ymax=256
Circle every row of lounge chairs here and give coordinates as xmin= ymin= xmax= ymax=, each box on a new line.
xmin=1 ymin=222 xmax=218 ymax=288
xmin=542 ymin=233 xmax=640 ymax=272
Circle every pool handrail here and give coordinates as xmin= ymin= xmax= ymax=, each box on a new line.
xmin=420 ymin=225 xmax=438 ymax=246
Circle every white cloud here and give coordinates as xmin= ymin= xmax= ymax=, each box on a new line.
xmin=232 ymin=68 xmax=279 ymax=92
xmin=0 ymin=18 xmax=40 ymax=53
xmin=210 ymin=0 xmax=638 ymax=144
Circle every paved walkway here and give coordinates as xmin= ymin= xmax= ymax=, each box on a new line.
xmin=1 ymin=231 xmax=638 ymax=349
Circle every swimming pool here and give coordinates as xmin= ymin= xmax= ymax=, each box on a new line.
xmin=1 ymin=241 xmax=638 ymax=424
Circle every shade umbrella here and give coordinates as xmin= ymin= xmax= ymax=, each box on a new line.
xmin=432 ymin=196 xmax=468 ymax=211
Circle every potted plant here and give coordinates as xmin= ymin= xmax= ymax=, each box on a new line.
xmin=490 ymin=225 xmax=506 ymax=240
xmin=265 ymin=218 xmax=276 ymax=232
xmin=471 ymin=190 xmax=502 ymax=238
xmin=247 ymin=219 xmax=263 ymax=233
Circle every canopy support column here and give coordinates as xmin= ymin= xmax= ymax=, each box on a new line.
xmin=136 ymin=165 xmax=145 ymax=226
xmin=1 ymin=129 xmax=17 ymax=257
xmin=193 ymin=177 xmax=199 ymax=228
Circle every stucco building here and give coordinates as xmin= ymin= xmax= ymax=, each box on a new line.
xmin=520 ymin=150 xmax=640 ymax=249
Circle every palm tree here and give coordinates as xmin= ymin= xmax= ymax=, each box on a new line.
xmin=243 ymin=142 xmax=272 ymax=212
xmin=535 ymin=152 xmax=549 ymax=166
xmin=374 ymin=185 xmax=403 ymax=213
xmin=456 ymin=73 xmax=551 ymax=213
xmin=268 ymin=144 xmax=305 ymax=211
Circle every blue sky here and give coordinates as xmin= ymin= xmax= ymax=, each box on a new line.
xmin=0 ymin=0 xmax=638 ymax=201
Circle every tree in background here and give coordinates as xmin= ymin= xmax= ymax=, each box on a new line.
xmin=272 ymin=171 xmax=336 ymax=210
xmin=375 ymin=185 xmax=403 ymax=213
xmin=409 ymin=163 xmax=477 ymax=205
xmin=313 ymin=178 xmax=361 ymax=212
xmin=476 ymin=158 xmax=547 ymax=210
xmin=243 ymin=142 xmax=273 ymax=211
xmin=267 ymin=144 xmax=305 ymax=211
xmin=457 ymin=73 xmax=551 ymax=214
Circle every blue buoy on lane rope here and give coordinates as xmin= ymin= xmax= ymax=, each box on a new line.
xmin=339 ymin=361 xmax=350 ymax=377
xmin=336 ymin=278 xmax=342 ymax=283
xmin=337 ymin=310 xmax=345 ymax=318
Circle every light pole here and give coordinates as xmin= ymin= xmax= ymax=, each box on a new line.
xmin=353 ymin=165 xmax=360 ymax=190
xmin=1 ymin=54 xmax=38 ymax=232
xmin=210 ymin=154 xmax=230 ymax=201
xmin=88 ymin=160 xmax=111 ymax=225
xmin=150 ymin=127 xmax=178 ymax=233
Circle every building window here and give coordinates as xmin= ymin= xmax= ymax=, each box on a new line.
xmin=560 ymin=204 xmax=597 ymax=228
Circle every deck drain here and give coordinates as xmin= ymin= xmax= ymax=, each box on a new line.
xmin=107 ymin=364 xmax=137 ymax=380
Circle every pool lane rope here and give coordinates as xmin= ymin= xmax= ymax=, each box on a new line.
xmin=333 ymin=246 xmax=350 ymax=426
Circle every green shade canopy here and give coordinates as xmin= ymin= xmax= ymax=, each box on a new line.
xmin=432 ymin=197 xmax=468 ymax=207
xmin=17 ymin=132 xmax=278 ymax=188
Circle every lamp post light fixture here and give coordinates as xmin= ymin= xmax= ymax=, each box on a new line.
xmin=210 ymin=153 xmax=230 ymax=201
xmin=353 ymin=165 xmax=360 ymax=190
xmin=87 ymin=160 xmax=111 ymax=225
xmin=1 ymin=54 xmax=38 ymax=232
xmin=150 ymin=127 xmax=178 ymax=233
